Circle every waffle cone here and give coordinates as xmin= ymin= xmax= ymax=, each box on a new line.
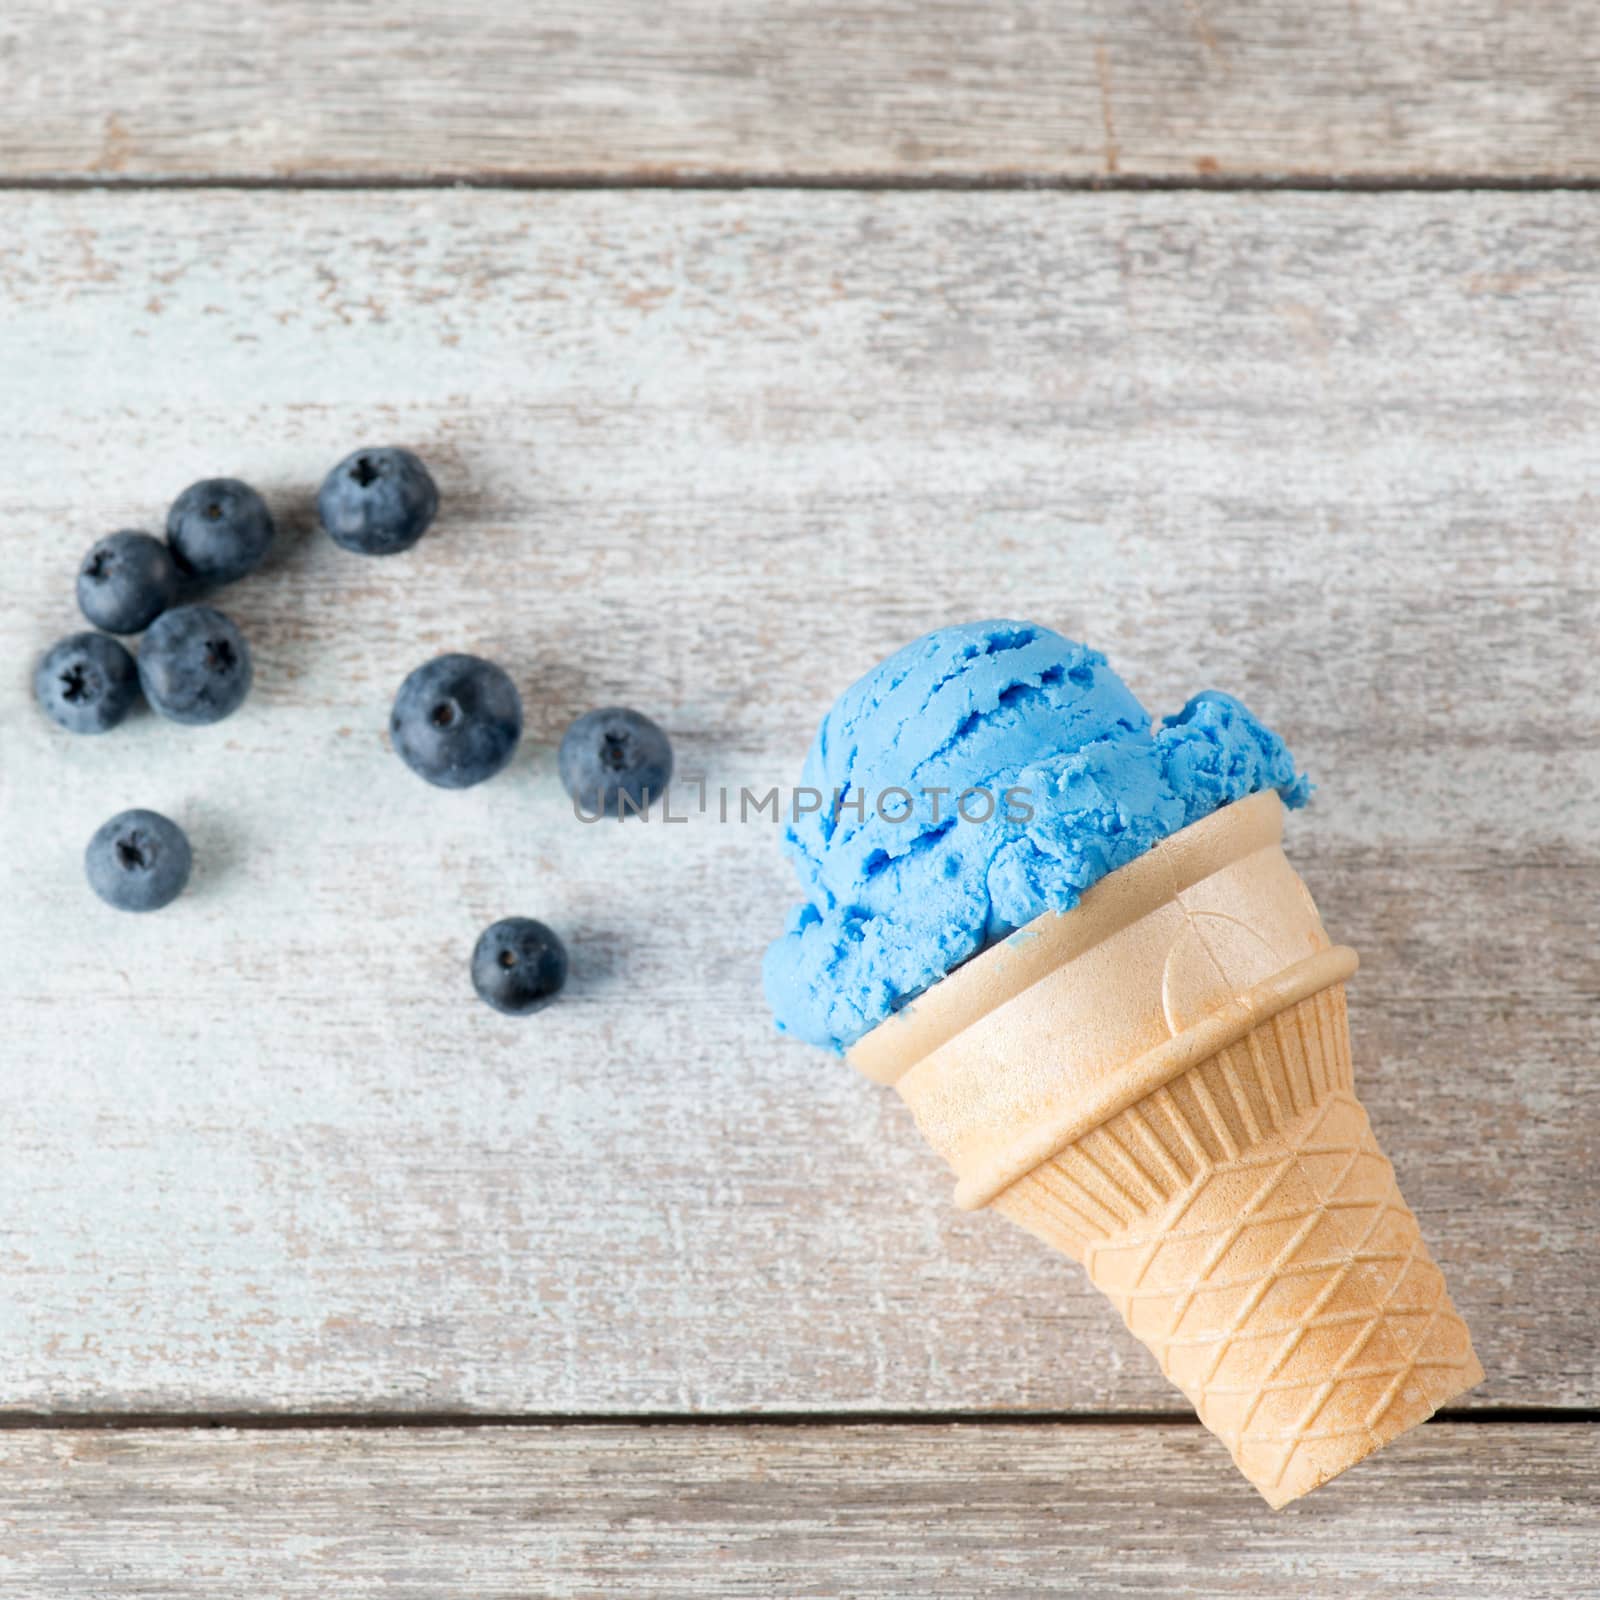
xmin=849 ymin=791 xmax=1481 ymax=1507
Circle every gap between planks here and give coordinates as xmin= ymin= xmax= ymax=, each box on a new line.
xmin=0 ymin=1407 xmax=1591 ymax=1432
xmin=8 ymin=173 xmax=1600 ymax=194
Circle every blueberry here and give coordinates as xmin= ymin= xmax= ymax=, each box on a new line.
xmin=318 ymin=447 xmax=439 ymax=556
xmin=85 ymin=808 xmax=192 ymax=912
xmin=559 ymin=707 xmax=673 ymax=818
xmin=471 ymin=918 xmax=568 ymax=1015
xmin=390 ymin=654 xmax=522 ymax=788
xmin=34 ymin=632 xmax=140 ymax=734
xmin=166 ymin=478 xmax=275 ymax=584
xmin=77 ymin=530 xmax=182 ymax=634
xmin=138 ymin=604 xmax=253 ymax=725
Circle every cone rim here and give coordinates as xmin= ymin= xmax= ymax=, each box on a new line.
xmin=952 ymin=946 xmax=1357 ymax=1211
xmin=850 ymin=789 xmax=1288 ymax=1086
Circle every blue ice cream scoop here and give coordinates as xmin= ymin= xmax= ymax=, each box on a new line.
xmin=763 ymin=620 xmax=1309 ymax=1052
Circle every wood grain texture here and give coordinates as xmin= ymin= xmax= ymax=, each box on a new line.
xmin=0 ymin=1423 xmax=1595 ymax=1596
xmin=1 ymin=192 xmax=1595 ymax=1416
xmin=3 ymin=1 xmax=1600 ymax=182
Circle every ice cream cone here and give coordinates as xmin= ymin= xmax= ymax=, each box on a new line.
xmin=848 ymin=790 xmax=1482 ymax=1507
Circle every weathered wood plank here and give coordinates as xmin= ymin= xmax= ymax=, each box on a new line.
xmin=1 ymin=193 xmax=1595 ymax=1414
xmin=0 ymin=1424 xmax=1593 ymax=1595
xmin=3 ymin=2 xmax=1600 ymax=181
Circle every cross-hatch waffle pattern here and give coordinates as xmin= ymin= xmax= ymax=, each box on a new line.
xmin=996 ymin=986 xmax=1483 ymax=1506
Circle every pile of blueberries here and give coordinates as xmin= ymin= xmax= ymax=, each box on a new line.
xmin=33 ymin=447 xmax=674 ymax=1018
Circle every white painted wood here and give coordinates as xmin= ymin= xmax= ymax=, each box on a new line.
xmin=1 ymin=192 xmax=1595 ymax=1414
xmin=2 ymin=1 xmax=1599 ymax=181
xmin=0 ymin=1424 xmax=1594 ymax=1595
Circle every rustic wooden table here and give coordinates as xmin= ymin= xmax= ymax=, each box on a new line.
xmin=2 ymin=5 xmax=1597 ymax=1595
